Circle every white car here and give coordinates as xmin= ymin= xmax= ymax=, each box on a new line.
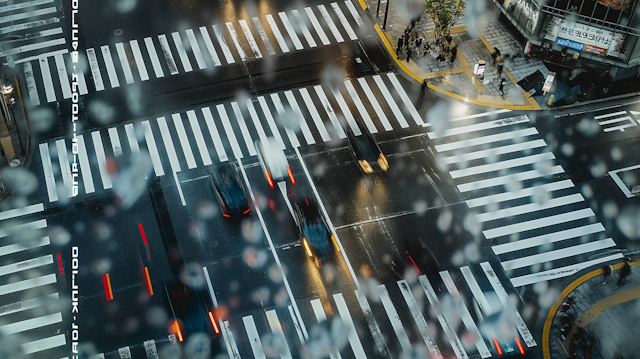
xmin=255 ymin=137 xmax=295 ymax=188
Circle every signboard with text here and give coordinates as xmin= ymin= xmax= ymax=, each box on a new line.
xmin=545 ymin=17 xmax=626 ymax=58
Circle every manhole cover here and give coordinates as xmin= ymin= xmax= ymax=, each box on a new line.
xmin=114 ymin=29 xmax=123 ymax=36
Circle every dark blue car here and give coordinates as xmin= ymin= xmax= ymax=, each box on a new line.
xmin=208 ymin=162 xmax=251 ymax=217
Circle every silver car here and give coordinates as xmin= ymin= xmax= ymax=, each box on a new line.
xmin=255 ymin=137 xmax=295 ymax=188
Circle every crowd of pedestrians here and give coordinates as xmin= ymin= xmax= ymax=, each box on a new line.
xmin=395 ymin=20 xmax=458 ymax=66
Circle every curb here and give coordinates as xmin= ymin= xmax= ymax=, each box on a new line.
xmin=541 ymin=259 xmax=640 ymax=359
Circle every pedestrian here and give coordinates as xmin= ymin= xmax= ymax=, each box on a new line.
xmin=497 ymin=63 xmax=504 ymax=78
xmin=410 ymin=17 xmax=417 ymax=29
xmin=397 ymin=36 xmax=405 ymax=57
xmin=491 ymin=47 xmax=500 ymax=64
xmin=561 ymin=47 xmax=568 ymax=63
xmin=421 ymin=79 xmax=428 ymax=96
xmin=406 ymin=47 xmax=412 ymax=63
xmin=498 ymin=78 xmax=506 ymax=95
xmin=602 ymin=264 xmax=613 ymax=284
xmin=617 ymin=257 xmax=632 ymax=284
xmin=404 ymin=26 xmax=411 ymax=36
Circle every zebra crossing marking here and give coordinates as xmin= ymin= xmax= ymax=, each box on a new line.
xmin=354 ymin=289 xmax=391 ymax=359
xmin=243 ymin=316 xmax=267 ymax=359
xmin=0 ymin=273 xmax=57 ymax=296
xmin=212 ymin=24 xmax=235 ymax=64
xmin=331 ymin=87 xmax=362 ymax=136
xmin=143 ymin=37 xmax=164 ymax=78
xmin=345 ymin=79 xmax=377 ymax=134
xmin=91 ymin=131 xmax=113 ymax=189
xmin=239 ymin=19 xmax=263 ymax=59
xmin=246 ymin=99 xmax=270 ymax=145
xmin=299 ymin=88 xmax=331 ymax=141
xmin=100 ymin=45 xmax=120 ymax=88
xmin=157 ymin=116 xmax=182 ymax=173
xmin=38 ymin=57 xmax=56 ymax=102
xmin=39 ymin=143 xmax=57 ymax=201
xmin=0 ymin=219 xmax=47 ymax=238
xmin=344 ymin=0 xmax=365 ymax=28
xmin=449 ymin=151 xmax=555 ymax=179
xmin=305 ymin=7 xmax=330 ymax=45
xmin=108 ymin=127 xmax=123 ymax=158
xmin=76 ymin=134 xmax=95 ymax=193
xmin=278 ymin=12 xmax=304 ymax=51
xmin=0 ymin=7 xmax=57 ymax=25
xmin=333 ymin=293 xmax=367 ymax=359
xmin=0 ymin=37 xmax=65 ymax=57
xmin=55 ymin=139 xmax=73 ymax=196
xmin=129 ymin=40 xmax=150 ymax=81
xmin=252 ymin=17 xmax=276 ymax=56
xmin=397 ymin=280 xmax=443 ymax=359
xmin=476 ymin=193 xmax=584 ymax=224
xmin=185 ymin=29 xmax=208 ymax=69
xmin=377 ymin=284 xmax=412 ymax=354
xmin=265 ymin=14 xmax=289 ymax=53
xmin=373 ymin=75 xmax=408 ymax=128
xmin=503 ymin=238 xmax=616 ymax=271
xmin=443 ymin=138 xmax=547 ymax=164
xmin=226 ymin=22 xmax=247 ymax=62
xmin=231 ymin=101 xmax=257 ymax=156
xmin=217 ymin=104 xmax=242 ymax=160
xmin=291 ymin=9 xmax=317 ymax=48
xmin=0 ymin=312 xmax=62 ymax=335
xmin=157 ymin=34 xmax=179 ymax=74
xmin=0 ymin=254 xmax=53 ymax=276
xmin=142 ymin=120 xmax=165 ymax=177
xmin=429 ymin=115 xmax=529 ymax=139
xmin=271 ymin=92 xmax=300 ymax=148
xmin=285 ymin=90 xmax=315 ymax=144
xmin=492 ymin=223 xmax=605 ymax=255
xmin=0 ymin=293 xmax=58 ymax=317
xmin=310 ymin=299 xmax=342 ymax=359
xmin=318 ymin=5 xmax=344 ymax=43
xmin=466 ymin=179 xmax=574 ymax=208
xmin=115 ymin=43 xmax=135 ymax=84
xmin=314 ymin=85 xmax=346 ymax=138
xmin=202 ymin=107 xmax=229 ymax=162
xmin=0 ymin=203 xmax=44 ymax=221
xmin=358 ymin=77 xmax=392 ymax=131
xmin=86 ymin=48 xmax=105 ymax=90
xmin=435 ymin=127 xmax=538 ymax=152
xmin=23 ymin=62 xmax=40 ymax=105
xmin=171 ymin=32 xmax=193 ymax=72
xmin=199 ymin=26 xmax=222 ymax=66
xmin=258 ymin=96 xmax=286 ymax=150
xmin=171 ymin=113 xmax=197 ymax=169
xmin=331 ymin=3 xmax=357 ymax=40
xmin=266 ymin=310 xmax=293 ymax=359
xmin=21 ymin=334 xmax=66 ymax=355
xmin=457 ymin=165 xmax=564 ymax=193
xmin=0 ymin=0 xmax=55 ymax=13
xmin=53 ymin=54 xmax=71 ymax=99
xmin=186 ymin=110 xmax=213 ymax=166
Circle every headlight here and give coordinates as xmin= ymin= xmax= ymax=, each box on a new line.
xmin=378 ymin=154 xmax=388 ymax=171
xmin=359 ymin=160 xmax=374 ymax=173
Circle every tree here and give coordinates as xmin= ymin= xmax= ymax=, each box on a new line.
xmin=424 ymin=0 xmax=466 ymax=39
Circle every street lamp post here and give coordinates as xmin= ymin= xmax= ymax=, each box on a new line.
xmin=382 ymin=0 xmax=390 ymax=30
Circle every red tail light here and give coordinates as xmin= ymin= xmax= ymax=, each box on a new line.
xmin=102 ymin=273 xmax=114 ymax=302
xmin=493 ymin=338 xmax=503 ymax=356
xmin=57 ymin=253 xmax=64 ymax=274
xmin=515 ymin=337 xmax=525 ymax=355
xmin=139 ymin=223 xmax=148 ymax=244
xmin=305 ymin=198 xmax=309 ymax=206
xmin=405 ymin=250 xmax=423 ymax=275
xmin=287 ymin=167 xmax=295 ymax=185
xmin=222 ymin=213 xmax=231 ymax=218
xmin=209 ymin=312 xmax=220 ymax=334
xmin=174 ymin=321 xmax=183 ymax=342
xmin=243 ymin=208 xmax=251 ymax=214
xmin=143 ymin=267 xmax=153 ymax=296
xmin=265 ymin=170 xmax=274 ymax=189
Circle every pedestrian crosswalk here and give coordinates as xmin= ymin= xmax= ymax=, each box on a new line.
xmin=429 ymin=112 xmax=624 ymax=288
xmin=0 ymin=203 xmax=67 ymax=357
xmin=38 ymin=72 xmax=422 ymax=203
xmin=76 ymin=262 xmax=535 ymax=359
xmin=16 ymin=0 xmax=368 ymax=105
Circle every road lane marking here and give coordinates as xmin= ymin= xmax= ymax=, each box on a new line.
xmin=108 ymin=127 xmax=123 ymax=158
xmin=202 ymin=107 xmax=229 ymax=162
xmin=451 ymin=152 xmax=555 ymax=179
xmin=418 ymin=275 xmax=468 ymax=359
xmin=331 ymin=3 xmax=357 ymax=40
xmin=171 ymin=32 xmax=193 ymax=72
xmin=239 ymin=19 xmax=262 ymax=58
xmin=0 ymin=293 xmax=58 ymax=317
xmin=0 ymin=254 xmax=53 ymax=276
xmin=157 ymin=34 xmax=179 ymax=75
xmin=377 ymin=284 xmax=411 ymax=353
xmin=492 ymin=223 xmax=605 ymax=255
xmin=143 ymin=37 xmax=164 ymax=78
xmin=38 ymin=57 xmax=56 ymax=102
xmin=443 ymin=139 xmax=547 ymax=164
xmin=279 ymin=12 xmax=304 ymax=50
xmin=278 ymin=181 xmax=296 ymax=221
xmin=266 ymin=310 xmax=293 ymax=359
xmin=310 ymin=299 xmax=342 ymax=359
xmin=213 ymin=24 xmax=235 ymax=64
xmin=224 ymin=321 xmax=241 ymax=359
xmin=115 ymin=43 xmax=134 ymax=84
xmin=0 ymin=0 xmax=54 ymax=13
xmin=173 ymin=172 xmax=185 ymax=206
xmin=21 ymin=334 xmax=66 ymax=355
xmin=503 ymin=238 xmax=616 ymax=270
xmin=0 ymin=37 xmax=65 ymax=57
xmin=226 ymin=22 xmax=247 ymax=61
xmin=75 ymin=135 xmax=95 ymax=193
xmin=450 ymin=109 xmax=512 ymax=122
xmin=291 ymin=9 xmax=316 ymax=47
xmin=0 ymin=273 xmax=56 ymax=296
xmin=265 ymin=14 xmax=289 ymax=53
xmin=484 ymin=207 xmax=594 ymax=239
xmin=187 ymin=110 xmax=212 ymax=166
xmin=243 ymin=316 xmax=267 ymax=359
xmin=203 ymin=267 xmax=238 ymax=359
xmin=299 ymin=88 xmax=330 ymax=141
xmin=142 ymin=120 xmax=165 ymax=176
xmin=476 ymin=193 xmax=583 ymax=223
xmin=314 ymin=85 xmax=346 ymax=138
xmin=75 ymin=59 xmax=89 ymax=95
xmin=354 ymin=290 xmax=391 ymax=359
xmin=156 ymin=117 xmax=181 ymax=173
xmin=0 ymin=203 xmax=44 ymax=221
xmin=216 ymin=104 xmax=242 ymax=160
xmin=171 ymin=113 xmax=197 ymax=169
xmin=331 ymin=87 xmax=361 ymax=136
xmin=53 ymin=54 xmax=71 ymax=98
xmin=594 ymin=111 xmax=626 ymax=119
xmin=439 ymin=271 xmax=491 ymax=358
xmin=258 ymin=96 xmax=285 ymax=150
xmin=185 ymin=29 xmax=207 ymax=69
xmin=246 ymin=99 xmax=269 ymax=145
xmin=397 ymin=280 xmax=443 ymax=359
xmin=435 ymin=127 xmax=538 ymax=152
xmin=373 ymin=75 xmax=407 ymax=128
xmin=91 ymin=131 xmax=113 ymax=189
xmin=23 ymin=62 xmax=40 ymax=105
xmin=513 ymin=254 xmax=623 ymax=287
xmin=387 ymin=73 xmax=423 ymax=126
xmin=318 ymin=5 xmax=343 ymax=42
xmin=466 ymin=179 xmax=574 ymax=208
xmin=271 ymin=93 xmax=300 ymax=147
xmin=143 ymin=340 xmax=158 ymax=359
xmin=252 ymin=17 xmax=276 ymax=55
xmin=285 ymin=90 xmax=315 ymax=144
xmin=100 ymin=45 xmax=120 ymax=88
xmin=305 ymin=7 xmax=330 ymax=45
xmin=460 ymin=266 xmax=495 ymax=315
xmin=0 ymin=7 xmax=57 ymax=25
xmin=358 ymin=77 xmax=392 ymax=131
xmin=457 ymin=165 xmax=564 ymax=193
xmin=344 ymin=80 xmax=377 ymax=133
xmin=480 ymin=262 xmax=536 ymax=347
xmin=0 ymin=219 xmax=47 ymax=239
xmin=237 ymin=157 xmax=309 ymax=340
xmin=429 ymin=115 xmax=529 ymax=139
xmin=344 ymin=1 xmax=365 ymax=28
xmin=333 ymin=293 xmax=366 ymax=359
xmin=231 ymin=101 xmax=257 ymax=156
xmin=129 ymin=39 xmax=149 ymax=81
xmin=199 ymin=26 xmax=222 ymax=66
xmin=287 ymin=305 xmax=305 ymax=344
xmin=55 ymin=139 xmax=73 ymax=197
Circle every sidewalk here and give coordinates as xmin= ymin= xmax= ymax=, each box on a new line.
xmin=543 ymin=260 xmax=640 ymax=359
xmin=360 ymin=0 xmax=548 ymax=110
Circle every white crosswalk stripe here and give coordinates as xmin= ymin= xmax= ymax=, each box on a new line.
xmin=318 ymin=4 xmax=344 ymax=43
xmin=291 ymin=9 xmax=317 ymax=48
xmin=431 ymin=112 xmax=623 ymax=287
xmin=226 ymin=22 xmax=247 ymax=62
xmin=213 ymin=24 xmax=235 ymax=64
xmin=158 ymin=34 xmax=179 ymax=75
xmin=87 ymin=48 xmax=105 ymax=90
xmin=331 ymin=2 xmax=357 ymax=40
xmin=185 ymin=29 xmax=208 ymax=69
xmin=171 ymin=32 xmax=193 ymax=72
xmin=305 ymin=7 xmax=331 ymax=45
xmin=130 ymin=40 xmax=150 ymax=81
xmin=200 ymin=26 xmax=222 ymax=66
xmin=252 ymin=17 xmax=276 ymax=56
xmin=115 ymin=43 xmax=135 ymax=84
xmin=144 ymin=37 xmax=165 ymax=78
xmin=239 ymin=19 xmax=263 ymax=58
xmin=279 ymin=12 xmax=304 ymax=50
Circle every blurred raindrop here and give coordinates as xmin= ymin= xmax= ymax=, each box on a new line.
xmin=576 ymin=117 xmax=600 ymax=136
xmin=0 ymin=332 xmax=23 ymax=358
xmin=184 ymin=333 xmax=211 ymax=359
xmin=611 ymin=146 xmax=623 ymax=161
xmin=322 ymin=64 xmax=345 ymax=93
xmin=437 ymin=209 xmax=453 ymax=232
xmin=463 ymin=242 xmax=481 ymax=262
xmin=395 ymin=0 xmax=425 ymax=21
xmin=195 ymin=201 xmax=217 ymax=220
xmin=113 ymin=151 xmax=153 ymax=209
xmin=427 ymin=101 xmax=451 ymax=138
xmin=0 ymin=168 xmax=38 ymax=195
xmin=109 ymin=0 xmax=138 ymax=12
xmin=268 ymin=264 xmax=283 ymax=283
xmin=180 ymin=263 xmax=206 ymax=289
xmin=93 ymin=222 xmax=113 ymax=241
xmin=616 ymin=204 xmax=640 ymax=240
xmin=159 ymin=341 xmax=182 ymax=359
xmin=88 ymin=99 xmax=117 ymax=125
xmin=589 ymin=157 xmax=608 ymax=178
xmin=413 ymin=200 xmax=428 ymax=215
xmin=48 ymin=226 xmax=71 ymax=246
xmin=241 ymin=219 xmax=263 ymax=244
xmin=560 ymin=143 xmax=575 ymax=157
xmin=251 ymin=287 xmax=271 ymax=304
xmin=581 ymin=183 xmax=594 ymax=199
xmin=28 ymin=107 xmax=56 ymax=133
xmin=90 ymin=257 xmax=112 ymax=275
xmin=145 ymin=306 xmax=169 ymax=328
xmin=243 ymin=247 xmax=268 ymax=268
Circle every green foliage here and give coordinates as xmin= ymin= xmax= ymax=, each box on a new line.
xmin=424 ymin=0 xmax=466 ymax=38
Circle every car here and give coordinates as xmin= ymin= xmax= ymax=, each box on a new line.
xmin=291 ymin=195 xmax=335 ymax=267
xmin=474 ymin=295 xmax=527 ymax=357
xmin=255 ymin=137 xmax=295 ymax=189
xmin=207 ymin=162 xmax=251 ymax=217
xmin=345 ymin=126 xmax=388 ymax=173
